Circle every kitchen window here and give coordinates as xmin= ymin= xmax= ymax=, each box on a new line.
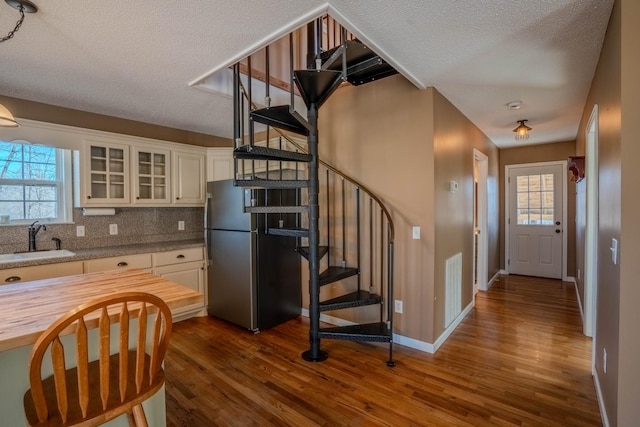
xmin=0 ymin=140 xmax=72 ymax=224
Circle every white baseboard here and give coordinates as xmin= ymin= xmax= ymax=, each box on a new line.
xmin=487 ymin=271 xmax=501 ymax=290
xmin=302 ymin=301 xmax=474 ymax=355
xmin=593 ymin=370 xmax=610 ymax=427
xmin=565 ymin=276 xmax=576 ymax=284
xmin=499 ymin=269 xmax=508 ymax=275
xmin=573 ymin=280 xmax=585 ymax=325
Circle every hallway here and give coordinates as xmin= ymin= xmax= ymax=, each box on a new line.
xmin=165 ymin=275 xmax=600 ymax=426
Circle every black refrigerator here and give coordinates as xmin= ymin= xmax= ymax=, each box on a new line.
xmin=205 ymin=179 xmax=301 ymax=331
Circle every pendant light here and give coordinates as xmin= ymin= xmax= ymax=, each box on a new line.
xmin=0 ymin=103 xmax=19 ymax=127
xmin=513 ymin=120 xmax=531 ymax=141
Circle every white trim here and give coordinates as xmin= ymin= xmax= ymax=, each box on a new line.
xmin=585 ymin=104 xmax=599 ymax=338
xmin=189 ymin=3 xmax=330 ymax=87
xmin=327 ymin=6 xmax=424 ymax=89
xmin=565 ymin=276 xmax=576 ymax=284
xmin=593 ymin=370 xmax=611 ymax=427
xmin=473 ymin=149 xmax=489 ymax=291
xmin=504 ymin=161 xmax=568 ymax=280
xmin=487 ymin=271 xmax=501 ymax=290
xmin=573 ymin=279 xmax=585 ymax=325
xmin=302 ymin=301 xmax=474 ymax=355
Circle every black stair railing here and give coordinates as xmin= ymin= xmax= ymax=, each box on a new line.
xmin=231 ymin=16 xmax=396 ymax=365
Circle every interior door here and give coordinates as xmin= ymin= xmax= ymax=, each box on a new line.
xmin=508 ymin=163 xmax=563 ymax=279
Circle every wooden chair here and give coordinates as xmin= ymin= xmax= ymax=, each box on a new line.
xmin=23 ymin=292 xmax=172 ymax=426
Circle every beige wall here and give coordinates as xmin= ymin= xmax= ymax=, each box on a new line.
xmin=432 ymin=89 xmax=500 ymax=336
xmin=498 ymin=141 xmax=577 ymax=277
xmin=575 ymin=0 xmax=640 ymax=424
xmin=0 ymin=95 xmax=231 ymax=147
xmin=319 ymin=74 xmax=499 ymax=344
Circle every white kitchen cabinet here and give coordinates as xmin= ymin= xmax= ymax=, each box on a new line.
xmin=83 ymin=253 xmax=152 ymax=273
xmin=1 ymin=261 xmax=84 ymax=285
xmin=132 ymin=146 xmax=171 ymax=204
xmin=206 ymin=147 xmax=234 ymax=181
xmin=75 ymin=140 xmax=131 ymax=206
xmin=153 ymin=247 xmax=206 ymax=319
xmin=172 ymin=150 xmax=206 ymax=205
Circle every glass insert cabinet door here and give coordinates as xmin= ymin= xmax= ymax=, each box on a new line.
xmin=87 ymin=142 xmax=130 ymax=203
xmin=133 ymin=147 xmax=170 ymax=204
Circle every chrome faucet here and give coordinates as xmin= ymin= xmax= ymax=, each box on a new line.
xmin=28 ymin=221 xmax=46 ymax=252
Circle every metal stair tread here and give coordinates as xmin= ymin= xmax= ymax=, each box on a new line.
xmin=320 ymin=40 xmax=398 ymax=86
xmin=318 ymin=322 xmax=391 ymax=342
xmin=293 ymin=69 xmax=343 ymax=109
xmin=267 ymin=227 xmax=309 ymax=237
xmin=319 ymin=290 xmax=382 ymax=312
xmin=319 ymin=266 xmax=359 ymax=286
xmin=234 ymin=178 xmax=309 ymax=189
xmin=295 ymin=245 xmax=328 ymax=261
xmin=234 ymin=145 xmax=312 ymax=163
xmin=250 ymin=105 xmax=310 ymax=136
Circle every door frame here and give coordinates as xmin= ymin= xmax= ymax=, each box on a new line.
xmin=584 ymin=104 xmax=599 ymax=339
xmin=504 ymin=160 xmax=569 ymax=281
xmin=473 ymin=149 xmax=489 ymax=291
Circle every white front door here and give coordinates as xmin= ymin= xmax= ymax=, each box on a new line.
xmin=508 ymin=163 xmax=563 ymax=279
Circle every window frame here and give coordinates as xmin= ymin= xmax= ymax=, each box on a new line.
xmin=0 ymin=141 xmax=73 ymax=225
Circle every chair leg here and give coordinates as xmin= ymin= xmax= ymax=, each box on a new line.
xmin=127 ymin=404 xmax=148 ymax=427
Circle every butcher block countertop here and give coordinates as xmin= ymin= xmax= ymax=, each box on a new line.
xmin=0 ymin=269 xmax=203 ymax=352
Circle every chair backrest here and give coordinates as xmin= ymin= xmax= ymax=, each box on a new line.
xmin=24 ymin=291 xmax=172 ymax=426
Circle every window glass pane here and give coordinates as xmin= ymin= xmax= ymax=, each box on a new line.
xmin=0 ymin=141 xmax=65 ymax=223
xmin=516 ymin=173 xmax=555 ymax=225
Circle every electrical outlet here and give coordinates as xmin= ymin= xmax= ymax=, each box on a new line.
xmin=394 ymin=300 xmax=403 ymax=314
xmin=412 ymin=226 xmax=421 ymax=240
xmin=603 ymin=348 xmax=607 ymax=374
xmin=76 ymin=225 xmax=85 ymax=237
xmin=109 ymin=224 xmax=118 ymax=235
xmin=178 ymin=221 xmax=185 ymax=231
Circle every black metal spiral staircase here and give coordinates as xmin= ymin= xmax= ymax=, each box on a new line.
xmin=232 ymin=18 xmax=397 ymax=366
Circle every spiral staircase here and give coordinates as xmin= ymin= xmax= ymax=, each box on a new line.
xmin=232 ymin=17 xmax=397 ymax=366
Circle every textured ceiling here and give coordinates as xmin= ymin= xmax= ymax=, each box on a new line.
xmin=0 ymin=0 xmax=613 ymax=148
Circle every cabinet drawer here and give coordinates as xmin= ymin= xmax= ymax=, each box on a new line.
xmin=84 ymin=253 xmax=152 ymax=273
xmin=1 ymin=261 xmax=84 ymax=285
xmin=153 ymin=247 xmax=203 ymax=267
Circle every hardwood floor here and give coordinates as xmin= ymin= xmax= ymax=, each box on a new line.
xmin=165 ymin=275 xmax=601 ymax=426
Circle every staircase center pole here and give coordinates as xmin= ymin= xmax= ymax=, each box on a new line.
xmin=302 ymin=102 xmax=328 ymax=362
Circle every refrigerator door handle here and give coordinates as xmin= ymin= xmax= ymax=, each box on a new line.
xmin=205 ymin=190 xmax=212 ymax=263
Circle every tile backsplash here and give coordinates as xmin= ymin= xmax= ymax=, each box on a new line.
xmin=0 ymin=207 xmax=203 ymax=254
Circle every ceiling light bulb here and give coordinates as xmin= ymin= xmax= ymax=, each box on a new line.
xmin=513 ymin=120 xmax=531 ymax=141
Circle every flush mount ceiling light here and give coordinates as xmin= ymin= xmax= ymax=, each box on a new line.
xmin=0 ymin=103 xmax=18 ymax=127
xmin=513 ymin=120 xmax=531 ymax=141
xmin=1 ymin=0 xmax=37 ymax=43
xmin=506 ymin=101 xmax=522 ymax=110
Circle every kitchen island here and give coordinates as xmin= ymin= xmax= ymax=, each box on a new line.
xmin=0 ymin=269 xmax=203 ymax=427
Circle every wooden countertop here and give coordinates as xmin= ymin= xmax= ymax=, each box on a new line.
xmin=0 ymin=269 xmax=204 ymax=352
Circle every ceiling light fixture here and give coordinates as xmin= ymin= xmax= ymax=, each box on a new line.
xmin=0 ymin=103 xmax=19 ymax=127
xmin=1 ymin=0 xmax=37 ymax=43
xmin=506 ymin=101 xmax=522 ymax=110
xmin=513 ymin=120 xmax=532 ymax=141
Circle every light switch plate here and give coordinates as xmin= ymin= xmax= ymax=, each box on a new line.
xmin=76 ymin=225 xmax=85 ymax=237
xmin=178 ymin=221 xmax=185 ymax=231
xmin=394 ymin=300 xmax=403 ymax=313
xmin=109 ymin=224 xmax=118 ymax=235
xmin=412 ymin=226 xmax=420 ymax=240
xmin=611 ymin=238 xmax=618 ymax=264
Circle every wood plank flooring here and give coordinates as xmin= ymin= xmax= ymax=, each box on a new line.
xmin=165 ymin=275 xmax=601 ymax=426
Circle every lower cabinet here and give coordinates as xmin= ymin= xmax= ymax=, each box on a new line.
xmin=1 ymin=261 xmax=84 ymax=285
xmin=152 ymin=247 xmax=206 ymax=320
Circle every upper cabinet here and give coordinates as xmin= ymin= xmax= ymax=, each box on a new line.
xmin=133 ymin=147 xmax=171 ymax=204
xmin=206 ymin=147 xmax=234 ymax=181
xmin=74 ymin=138 xmax=206 ymax=208
xmin=173 ymin=150 xmax=206 ymax=205
xmin=77 ymin=140 xmax=131 ymax=205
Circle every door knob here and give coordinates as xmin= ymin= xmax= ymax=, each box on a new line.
xmin=555 ymin=229 xmax=561 ymax=233
xmin=555 ymin=221 xmax=561 ymax=226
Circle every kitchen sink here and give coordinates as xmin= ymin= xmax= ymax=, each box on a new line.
xmin=0 ymin=249 xmax=76 ymax=264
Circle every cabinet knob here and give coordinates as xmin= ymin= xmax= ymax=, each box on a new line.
xmin=87 ymin=195 xmax=92 ymax=199
xmin=117 ymin=261 xmax=129 ymax=267
xmin=136 ymin=196 xmax=140 ymax=200
xmin=176 ymin=197 xmax=180 ymax=200
xmin=5 ymin=276 xmax=21 ymax=283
